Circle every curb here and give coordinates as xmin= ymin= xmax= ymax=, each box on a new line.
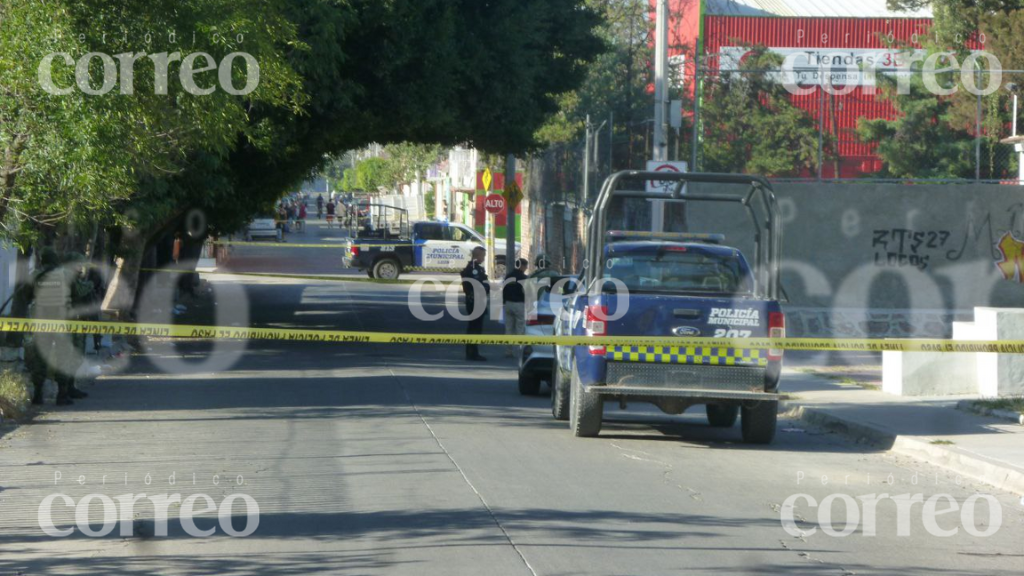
xmin=955 ymin=400 xmax=1024 ymax=426
xmin=779 ymin=402 xmax=1024 ymax=497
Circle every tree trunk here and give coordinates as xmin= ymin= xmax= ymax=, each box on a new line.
xmin=101 ymin=247 xmax=145 ymax=321
xmin=102 ymin=210 xmax=188 ymax=320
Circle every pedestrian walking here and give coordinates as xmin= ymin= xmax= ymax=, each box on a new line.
xmin=277 ymin=203 xmax=288 ymax=233
xmin=297 ymin=202 xmax=307 ymax=232
xmin=461 ymin=247 xmax=490 ymax=361
xmin=286 ymin=202 xmax=296 ymax=231
xmin=316 ymin=194 xmax=324 ymax=219
xmin=502 ymin=258 xmax=528 ymax=358
xmin=325 ymin=199 xmax=336 ymax=228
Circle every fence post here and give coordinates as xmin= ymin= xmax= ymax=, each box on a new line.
xmin=976 ymin=67 xmax=982 ymax=181
xmin=690 ymin=58 xmax=701 ymax=170
xmin=817 ymin=69 xmax=825 ymax=181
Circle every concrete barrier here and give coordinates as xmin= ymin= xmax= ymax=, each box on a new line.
xmin=883 ymin=307 xmax=1024 ymax=397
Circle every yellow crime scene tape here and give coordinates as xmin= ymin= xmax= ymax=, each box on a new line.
xmin=6 ymin=317 xmax=1024 ymax=353
xmin=214 ymin=241 xmax=416 ymax=249
xmin=141 ymin=268 xmax=424 ymax=284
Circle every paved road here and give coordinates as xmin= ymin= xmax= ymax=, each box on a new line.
xmin=1 ymin=223 xmax=1021 ymax=575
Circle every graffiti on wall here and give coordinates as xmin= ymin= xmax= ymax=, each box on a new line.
xmin=872 ymin=229 xmax=952 ymax=271
xmin=996 ymin=232 xmax=1024 ymax=283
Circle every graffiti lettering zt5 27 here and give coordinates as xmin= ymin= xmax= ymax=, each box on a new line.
xmin=872 ymin=229 xmax=951 ymax=271
xmin=996 ymin=232 xmax=1024 ymax=283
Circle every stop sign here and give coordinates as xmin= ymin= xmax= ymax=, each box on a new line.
xmin=484 ymin=193 xmax=505 ymax=214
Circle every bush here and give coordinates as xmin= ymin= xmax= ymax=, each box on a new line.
xmin=0 ymin=369 xmax=31 ymax=421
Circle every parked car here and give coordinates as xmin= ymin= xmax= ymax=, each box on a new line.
xmin=517 ymin=275 xmax=576 ymax=395
xmin=245 ymin=216 xmax=282 ymax=242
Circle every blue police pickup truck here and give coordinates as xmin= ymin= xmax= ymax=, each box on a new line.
xmin=341 ymin=205 xmax=518 ymax=279
xmin=551 ymin=171 xmax=785 ymax=444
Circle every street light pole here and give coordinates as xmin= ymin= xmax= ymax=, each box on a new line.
xmin=505 ymin=153 xmax=516 ymax=278
xmin=583 ymin=114 xmax=591 ymax=207
xmin=651 ymin=0 xmax=669 ymax=232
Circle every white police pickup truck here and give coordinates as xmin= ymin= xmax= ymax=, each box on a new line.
xmin=343 ymin=214 xmax=519 ymax=279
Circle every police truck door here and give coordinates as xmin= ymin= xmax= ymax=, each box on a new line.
xmin=448 ymin=225 xmax=482 ymax=270
xmin=415 ymin=222 xmax=462 ymax=270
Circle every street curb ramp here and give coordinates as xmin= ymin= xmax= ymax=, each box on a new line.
xmin=780 ymin=402 xmax=1024 ymax=497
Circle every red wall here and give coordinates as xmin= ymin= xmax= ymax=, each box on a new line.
xmin=703 ymin=16 xmax=940 ymax=177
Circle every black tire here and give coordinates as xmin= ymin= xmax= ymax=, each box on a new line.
xmin=366 ymin=269 xmax=375 ymax=279
xmin=551 ymin=357 xmax=570 ymax=421
xmin=372 ymin=258 xmax=401 ymax=280
xmin=706 ymin=404 xmax=739 ymax=428
xmin=741 ymin=400 xmax=778 ymax=444
xmin=518 ymin=371 xmax=541 ymax=396
xmin=569 ymin=365 xmax=602 ymax=437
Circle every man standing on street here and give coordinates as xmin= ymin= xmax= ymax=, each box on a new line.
xmin=502 ymin=258 xmax=528 ymax=358
xmin=461 ymin=247 xmax=490 ymax=361
xmin=325 ymin=198 xmax=336 ymax=228
xmin=26 ymin=249 xmax=87 ymax=405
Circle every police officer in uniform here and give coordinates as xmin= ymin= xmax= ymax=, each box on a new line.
xmin=460 ymin=246 xmax=490 ymax=361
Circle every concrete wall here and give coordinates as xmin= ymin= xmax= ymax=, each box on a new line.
xmin=672 ymin=182 xmax=1024 ymax=337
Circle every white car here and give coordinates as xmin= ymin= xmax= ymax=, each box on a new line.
xmin=245 ymin=216 xmax=282 ymax=241
xmin=517 ymin=274 xmax=574 ymax=395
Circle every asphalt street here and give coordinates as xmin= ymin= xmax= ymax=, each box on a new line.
xmin=1 ymin=220 xmax=1021 ymax=575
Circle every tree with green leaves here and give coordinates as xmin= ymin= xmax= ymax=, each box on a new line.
xmin=50 ymin=0 xmax=602 ymax=316
xmin=873 ymin=2 xmax=1024 ymax=179
xmin=2 ymin=0 xmax=306 ymax=323
xmin=381 ymin=143 xmax=442 ymax=191
xmin=698 ymin=48 xmax=820 ymax=176
xmin=857 ymin=63 xmax=976 ymax=179
xmin=355 ymin=158 xmax=394 ymax=193
xmin=340 ymin=168 xmax=359 ymax=192
xmin=888 ymin=0 xmax=1022 ymax=53
xmin=535 ymin=0 xmax=652 ymax=149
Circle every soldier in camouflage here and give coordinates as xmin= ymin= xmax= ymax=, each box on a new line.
xmin=26 ymin=249 xmax=93 ymax=406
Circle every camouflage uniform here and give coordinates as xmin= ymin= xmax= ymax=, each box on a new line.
xmin=26 ymin=250 xmax=88 ymax=405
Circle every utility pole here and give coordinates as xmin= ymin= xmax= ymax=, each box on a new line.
xmin=505 ymin=153 xmax=517 ymax=277
xmin=609 ymin=111 xmax=614 ymax=172
xmin=651 ymin=0 xmax=670 ymax=232
xmin=582 ymin=114 xmax=591 ymax=206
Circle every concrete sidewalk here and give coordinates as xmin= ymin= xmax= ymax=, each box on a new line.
xmin=781 ymin=369 xmax=1024 ymax=496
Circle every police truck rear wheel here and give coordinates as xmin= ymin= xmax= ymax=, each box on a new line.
xmin=551 ymin=359 xmax=570 ymax=420
xmin=741 ymin=400 xmax=778 ymax=444
xmin=366 ymin=269 xmax=375 ymax=278
xmin=706 ymin=404 xmax=739 ymax=428
xmin=372 ymin=259 xmax=400 ymax=280
xmin=569 ymin=366 xmax=602 ymax=437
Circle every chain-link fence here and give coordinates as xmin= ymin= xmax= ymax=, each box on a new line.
xmin=524 ymin=66 xmax=1024 ymax=269
xmin=688 ymin=65 xmax=1023 ymax=181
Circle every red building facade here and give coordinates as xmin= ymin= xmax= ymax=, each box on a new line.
xmin=666 ymin=0 xmax=954 ymax=177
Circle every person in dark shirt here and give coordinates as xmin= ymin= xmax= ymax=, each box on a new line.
xmin=502 ymin=258 xmax=528 ymax=358
xmin=325 ymin=200 xmax=336 ymax=228
xmin=460 ymin=247 xmax=490 ymax=361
